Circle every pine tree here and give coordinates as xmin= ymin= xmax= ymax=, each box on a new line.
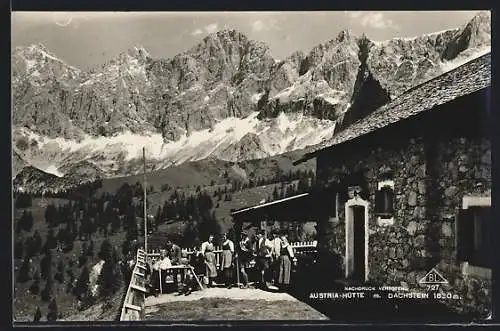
xmin=55 ymin=260 xmax=65 ymax=283
xmin=182 ymin=221 xmax=199 ymax=248
xmin=23 ymin=236 xmax=35 ymax=258
xmin=45 ymin=204 xmax=58 ymax=228
xmin=14 ymin=239 xmax=24 ymax=260
xmin=26 ymin=211 xmax=34 ymax=231
xmin=32 ymin=230 xmax=42 ymax=256
xmin=46 ymin=299 xmax=58 ymax=321
xmin=82 ymin=242 xmax=88 ymax=256
xmin=98 ymin=239 xmax=113 ymax=262
xmin=29 ymin=272 xmax=41 ymax=295
xmin=18 ymin=210 xmax=34 ymax=232
xmin=279 ymin=186 xmax=285 ymax=199
xmin=65 ymin=266 xmax=75 ymax=294
xmin=121 ymin=237 xmax=131 ymax=257
xmin=18 ymin=257 xmax=32 ymax=283
xmin=41 ymin=277 xmax=54 ymax=302
xmin=43 ymin=229 xmax=57 ymax=253
xmin=33 ymin=307 xmax=42 ymax=322
xmin=98 ymin=250 xmax=123 ymax=298
xmin=74 ymin=266 xmax=90 ymax=301
xmin=155 ymin=206 xmax=162 ymax=225
xmin=40 ymin=251 xmax=53 ymax=281
xmin=78 ymin=253 xmax=88 ymax=268
xmin=66 ymin=278 xmax=74 ymax=294
xmin=272 ymin=186 xmax=279 ymax=200
xmin=86 ymin=240 xmax=95 ymax=257
xmin=15 ymin=216 xmax=22 ymax=235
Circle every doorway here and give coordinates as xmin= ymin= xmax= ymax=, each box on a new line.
xmin=345 ymin=196 xmax=369 ymax=282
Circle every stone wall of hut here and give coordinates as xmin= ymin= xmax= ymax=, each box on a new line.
xmin=314 ymin=133 xmax=491 ymax=318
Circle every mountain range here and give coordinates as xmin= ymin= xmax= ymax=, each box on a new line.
xmin=12 ymin=11 xmax=491 ymax=188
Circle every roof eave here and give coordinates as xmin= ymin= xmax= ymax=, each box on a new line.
xmin=293 ymin=152 xmax=316 ymax=166
xmin=231 ymin=192 xmax=311 ymax=216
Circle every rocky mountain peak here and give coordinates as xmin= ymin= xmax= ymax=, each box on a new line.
xmin=470 ymin=10 xmax=491 ymax=24
xmin=200 ymin=29 xmax=249 ymax=48
xmin=216 ymin=28 xmax=248 ymax=40
xmin=13 ymin=43 xmax=74 ymax=68
xmin=441 ymin=10 xmax=490 ymax=61
xmin=20 ymin=43 xmax=50 ymax=55
xmin=127 ymin=45 xmax=150 ymax=60
xmin=336 ymin=29 xmax=354 ymax=43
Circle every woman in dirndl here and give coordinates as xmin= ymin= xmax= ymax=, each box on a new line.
xmin=277 ymin=234 xmax=296 ymax=292
xmin=220 ymin=233 xmax=235 ymax=289
xmin=201 ymin=234 xmax=217 ymax=287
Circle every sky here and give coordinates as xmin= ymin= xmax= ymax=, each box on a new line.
xmin=11 ymin=11 xmax=484 ymax=70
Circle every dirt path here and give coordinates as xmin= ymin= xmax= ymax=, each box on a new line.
xmin=144 ymin=288 xmax=328 ymax=320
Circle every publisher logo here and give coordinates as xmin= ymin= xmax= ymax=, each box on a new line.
xmin=418 ymin=268 xmax=449 ymax=285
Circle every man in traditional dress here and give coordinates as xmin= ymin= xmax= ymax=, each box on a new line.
xmin=220 ymin=233 xmax=235 ymax=289
xmin=167 ymin=240 xmax=184 ymax=288
xmin=201 ymin=234 xmax=217 ymax=287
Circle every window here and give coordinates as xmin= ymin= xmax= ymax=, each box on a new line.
xmin=375 ymin=180 xmax=394 ymax=218
xmin=457 ymin=198 xmax=492 ymax=270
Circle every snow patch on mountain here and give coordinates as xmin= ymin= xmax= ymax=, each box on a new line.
xmin=16 ymin=113 xmax=335 ymax=177
xmin=377 ymin=28 xmax=461 ymax=44
xmin=440 ymin=45 xmax=491 ymax=73
xmin=251 ymin=92 xmax=264 ymax=103
xmin=43 ymin=164 xmax=64 ymax=177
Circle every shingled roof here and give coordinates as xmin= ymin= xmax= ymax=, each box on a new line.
xmin=295 ymin=52 xmax=491 ymax=164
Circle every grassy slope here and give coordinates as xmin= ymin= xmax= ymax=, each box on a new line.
xmin=100 ymin=149 xmax=315 ymax=218
xmin=62 ymin=284 xmax=126 ymax=321
xmin=99 ymin=150 xmax=315 ymax=195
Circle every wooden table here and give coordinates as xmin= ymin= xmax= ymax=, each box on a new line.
xmin=155 ymin=265 xmax=204 ymax=294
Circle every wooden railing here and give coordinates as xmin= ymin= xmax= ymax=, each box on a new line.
xmin=120 ymin=248 xmax=148 ymax=321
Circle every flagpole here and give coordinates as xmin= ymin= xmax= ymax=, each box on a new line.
xmin=143 ymin=147 xmax=148 ymax=262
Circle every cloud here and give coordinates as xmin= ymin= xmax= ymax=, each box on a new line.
xmin=251 ymin=19 xmax=277 ymax=32
xmin=251 ymin=20 xmax=266 ymax=32
xmin=348 ymin=12 xmax=363 ymax=19
xmin=346 ymin=11 xmax=399 ymax=30
xmin=204 ymin=23 xmax=218 ymax=33
xmin=191 ymin=22 xmax=219 ymax=35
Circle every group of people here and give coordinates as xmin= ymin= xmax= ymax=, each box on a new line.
xmin=255 ymin=229 xmax=297 ymax=292
xmin=201 ymin=230 xmax=297 ymax=292
xmin=147 ymin=240 xmax=197 ymax=296
xmin=146 ymin=229 xmax=297 ymax=296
